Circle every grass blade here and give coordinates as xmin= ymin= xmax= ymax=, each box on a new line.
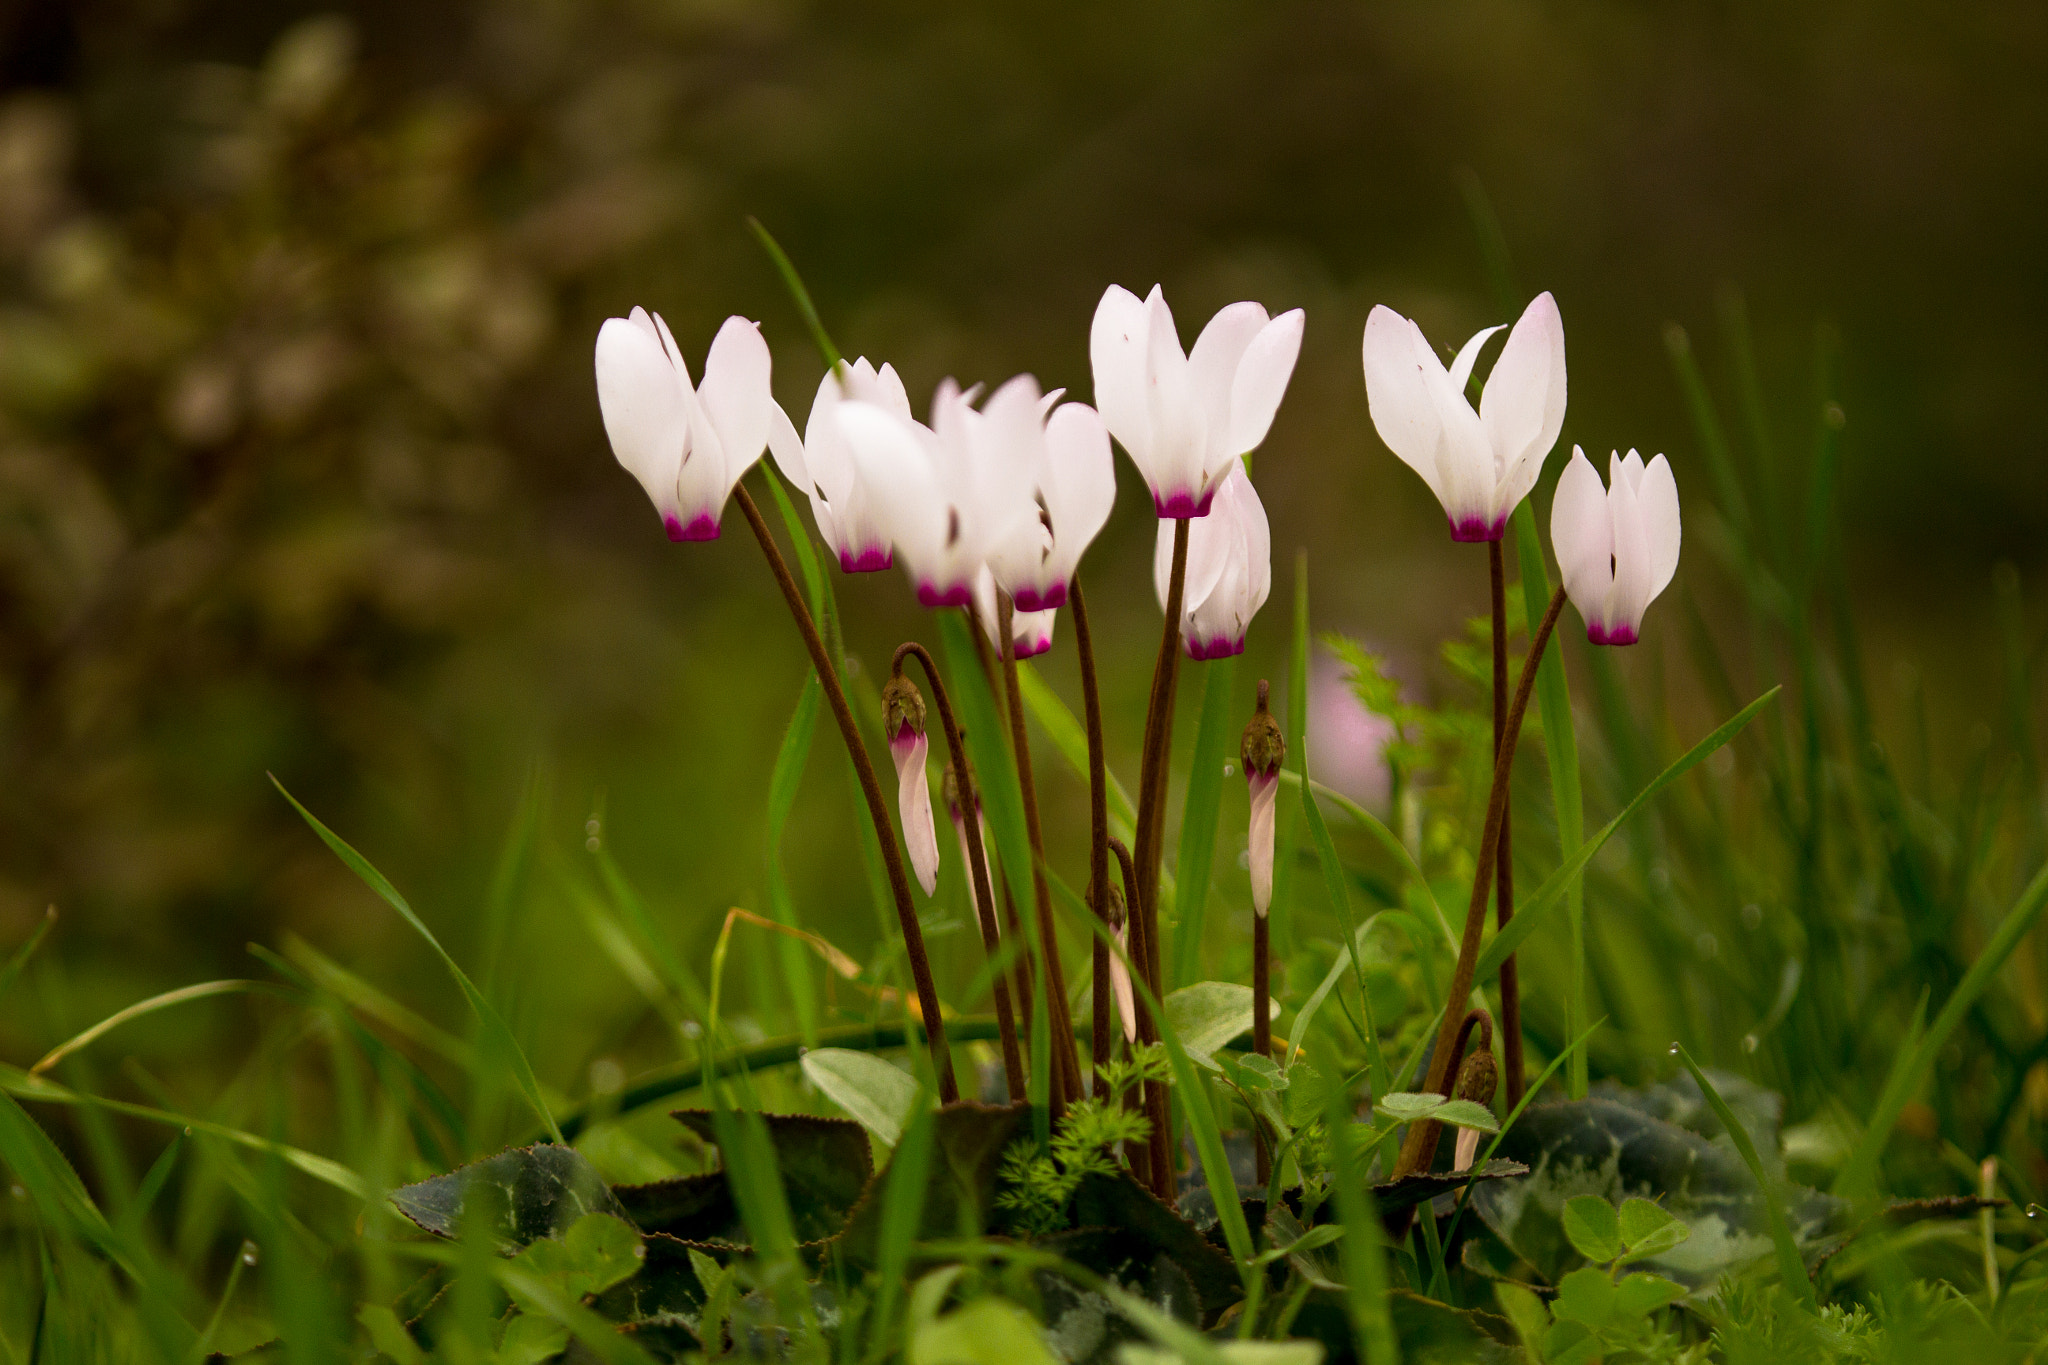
xmin=747 ymin=216 xmax=845 ymax=371
xmin=937 ymin=611 xmax=1037 ymax=926
xmin=768 ymin=672 xmax=824 ymax=1043
xmin=0 ymin=906 xmax=56 ymax=1006
xmin=1476 ymin=687 xmax=1780 ymax=981
xmin=1676 ymin=1044 xmax=1815 ymax=1307
xmin=1170 ymin=656 xmax=1237 ymax=989
xmin=1834 ymin=856 xmax=2048 ymax=1200
xmin=1271 ymin=549 xmax=1311 ymax=949
xmin=30 ymin=980 xmax=273 ymax=1076
xmin=1018 ymin=661 xmax=1137 ymax=835
xmin=1324 ymin=1077 xmax=1399 ymax=1363
xmin=270 ymin=776 xmax=565 ymax=1143
xmin=1300 ymin=748 xmax=1390 ymax=1101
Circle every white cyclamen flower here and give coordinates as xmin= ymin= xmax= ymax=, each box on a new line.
xmin=974 ymin=568 xmax=1057 ymax=660
xmin=1361 ymin=291 xmax=1566 ymax=542
xmin=835 ymin=377 xmax=1041 ymax=607
xmin=1550 ymin=446 xmax=1681 ymax=646
xmin=984 ymin=391 xmax=1116 ymax=611
xmin=1154 ymin=461 xmax=1272 ymax=660
xmin=767 ymin=358 xmax=912 ymax=572
xmin=594 ymin=307 xmax=774 ymax=541
xmin=1091 ymin=284 xmax=1303 ymax=518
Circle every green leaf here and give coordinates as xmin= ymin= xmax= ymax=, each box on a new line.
xmin=1171 ymin=656 xmax=1237 ymax=988
xmin=390 ymin=1144 xmax=628 ymax=1248
xmin=1066 ymin=1168 xmax=1243 ymax=1318
xmin=357 ymin=1305 xmax=425 ymax=1365
xmin=870 ymin=1088 xmax=936 ymax=1353
xmin=1551 ymin=1266 xmax=1617 ymax=1329
xmin=1282 ymin=1063 xmax=1333 ymax=1129
xmin=841 ymin=1102 xmax=1031 ymax=1255
xmin=271 ymin=777 xmax=563 ymax=1143
xmin=1612 ymin=1271 xmax=1688 ymax=1317
xmin=673 ymin=1109 xmax=873 ymax=1244
xmin=1617 ymin=1197 xmax=1690 ymax=1263
xmin=1562 ymin=1196 xmax=1624 ymax=1264
xmin=1016 ymin=661 xmax=1136 ymax=836
xmin=1299 ymin=751 xmax=1388 ymax=1100
xmin=1234 ymin=1053 xmax=1285 ymax=1093
xmin=1372 ymin=1092 xmax=1445 ymax=1123
xmin=496 ymin=1314 xmax=571 ymax=1365
xmin=1543 ymin=1318 xmax=1600 ymax=1365
xmin=1431 ymin=1100 xmax=1499 ymax=1134
xmin=800 ymin=1047 xmax=921 ymax=1147
xmin=508 ymin=1212 xmax=645 ymax=1308
xmin=1164 ymin=982 xmax=1260 ymax=1063
xmin=1371 ymin=1159 xmax=1528 ymax=1213
xmin=1475 ymin=688 xmax=1780 ymax=982
xmin=911 ymin=1297 xmax=1059 ymax=1365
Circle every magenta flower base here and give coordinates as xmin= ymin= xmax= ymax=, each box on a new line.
xmin=666 ymin=513 xmax=722 ymax=542
xmin=1153 ymin=489 xmax=1216 ymax=518
xmin=840 ymin=547 xmax=894 ymax=572
xmin=1011 ymin=582 xmax=1067 ymax=612
xmin=1183 ymin=634 xmax=1246 ymax=661
xmin=1587 ymin=622 xmax=1639 ymax=646
xmin=1448 ymin=514 xmax=1506 ymax=543
xmin=917 ymin=582 xmax=975 ymax=608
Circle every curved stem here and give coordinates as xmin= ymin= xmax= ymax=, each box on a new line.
xmin=998 ymin=590 xmax=1083 ymax=1110
xmin=1070 ymin=576 xmax=1114 ymax=1092
xmin=1133 ymin=518 xmax=1190 ymax=1197
xmin=1394 ymin=584 xmax=1566 ymax=1178
xmin=733 ymin=484 xmax=957 ymax=1102
xmin=1489 ymin=541 xmax=1525 ymax=1108
xmin=893 ymin=642 xmax=1026 ymax=1102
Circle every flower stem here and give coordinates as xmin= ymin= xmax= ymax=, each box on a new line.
xmin=893 ymin=642 xmax=1026 ymax=1102
xmin=1110 ymin=834 xmax=1166 ymax=1192
xmin=997 ymin=590 xmax=1083 ymax=1110
xmin=733 ymin=483 xmax=957 ymax=1103
xmin=1489 ymin=540 xmax=1525 ymax=1109
xmin=1254 ymin=904 xmax=1271 ymax=1184
xmin=1393 ymin=584 xmax=1566 ymax=1179
xmin=1069 ymin=575 xmax=1115 ymax=1092
xmin=1134 ymin=516 xmax=1191 ymax=1198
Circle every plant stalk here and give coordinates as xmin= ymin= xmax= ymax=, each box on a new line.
xmin=1110 ymin=835 xmax=1166 ymax=1192
xmin=1489 ymin=539 xmax=1525 ymax=1108
xmin=734 ymin=483 xmax=957 ymax=1102
xmin=1070 ymin=575 xmax=1115 ymax=1092
xmin=997 ymin=589 xmax=1084 ymax=1109
xmin=1254 ymin=905 xmax=1271 ymax=1184
xmin=1393 ymin=584 xmax=1566 ymax=1178
xmin=893 ymin=642 xmax=1026 ymax=1101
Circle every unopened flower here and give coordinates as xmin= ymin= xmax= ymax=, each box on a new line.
xmin=1154 ymin=461 xmax=1271 ymax=659
xmin=594 ymin=308 xmax=774 ymax=541
xmin=882 ymin=674 xmax=939 ymax=896
xmin=835 ymin=377 xmax=1040 ymax=607
xmin=1106 ymin=880 xmax=1137 ymax=1045
xmin=974 ymin=568 xmax=1056 ymax=660
xmin=1091 ymin=285 xmax=1303 ymax=518
xmin=767 ymin=358 xmax=911 ymax=572
xmin=1361 ymin=292 xmax=1566 ymax=542
xmin=1451 ymin=1046 xmax=1499 ymax=1173
xmin=985 ymin=395 xmax=1116 ymax=611
xmin=1240 ymin=681 xmax=1286 ymax=918
xmin=1550 ymin=447 xmax=1682 ymax=646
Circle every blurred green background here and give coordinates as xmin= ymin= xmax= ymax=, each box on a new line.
xmin=0 ymin=0 xmax=2043 ymax=1127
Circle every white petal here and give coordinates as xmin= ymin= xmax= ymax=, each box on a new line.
xmin=1447 ymin=324 xmax=1504 ymax=396
xmin=1040 ymin=401 xmax=1116 ymax=578
xmin=1362 ymin=306 xmax=1449 ymax=506
xmin=1090 ymin=284 xmax=1152 ymax=465
xmin=1188 ymin=301 xmax=1271 ymax=453
xmin=1454 ymin=1125 xmax=1481 ymax=1174
xmin=1248 ymin=770 xmax=1278 ymax=916
xmin=697 ymin=315 xmax=774 ymax=495
xmin=869 ymin=361 xmax=913 ymax=419
xmin=1550 ymin=447 xmax=1614 ymax=631
xmin=1635 ymin=453 xmax=1682 ymax=611
xmin=892 ymin=730 xmax=940 ymax=897
xmin=1143 ymin=286 xmax=1207 ymax=509
xmin=768 ymin=401 xmax=810 ymax=490
xmin=838 ymin=402 xmax=946 ymax=582
xmin=1111 ymin=925 xmax=1137 ymax=1044
xmin=1225 ymin=307 xmax=1305 ymax=459
xmin=595 ymin=315 xmax=686 ymax=522
xmin=1479 ymin=292 xmax=1567 ymax=505
xmin=1608 ymin=460 xmax=1653 ymax=640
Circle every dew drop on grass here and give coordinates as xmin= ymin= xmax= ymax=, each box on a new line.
xmin=240 ymin=1240 xmax=260 ymax=1266
xmin=8 ymin=1184 xmax=23 ymax=1201
xmin=1742 ymin=1034 xmax=1759 ymax=1053
xmin=1668 ymin=1043 xmax=1680 ymax=1055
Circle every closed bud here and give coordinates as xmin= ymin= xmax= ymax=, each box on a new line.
xmin=882 ymin=674 xmax=928 ymax=749
xmin=1452 ymin=1047 xmax=1498 ymax=1173
xmin=883 ymin=675 xmax=938 ymax=895
xmin=1242 ymin=680 xmax=1285 ymax=917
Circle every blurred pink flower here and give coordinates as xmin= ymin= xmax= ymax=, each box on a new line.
xmin=1307 ymin=653 xmax=1395 ymax=809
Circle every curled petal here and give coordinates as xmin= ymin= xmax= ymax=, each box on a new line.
xmin=1090 ymin=284 xmax=1153 ymax=466
xmin=697 ymin=315 xmax=775 ymax=498
xmin=1111 ymin=924 xmax=1138 ymax=1044
xmin=1479 ymin=292 xmax=1567 ymax=505
xmin=1248 ymin=769 xmax=1278 ymax=917
xmin=1225 ymin=307 xmax=1305 ymax=458
xmin=1550 ymin=447 xmax=1614 ymax=634
xmin=1454 ymin=1125 xmax=1481 ymax=1174
xmin=1188 ymin=301 xmax=1272 ymax=451
xmin=891 ymin=729 xmax=940 ymax=897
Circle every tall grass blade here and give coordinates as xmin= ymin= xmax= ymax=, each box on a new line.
xmin=1300 ymin=749 xmax=1389 ymax=1101
xmin=1171 ymin=656 xmax=1237 ymax=989
xmin=30 ymin=981 xmax=272 ymax=1076
xmin=747 ymin=217 xmax=846 ymax=371
xmin=1018 ymin=662 xmax=1137 ymax=833
xmin=1271 ymin=549 xmax=1311 ymax=950
xmin=1324 ymin=1078 xmax=1399 ymax=1363
xmin=768 ymin=673 xmax=824 ymax=1043
xmin=870 ymin=1086 xmax=936 ymax=1352
xmin=1477 ymin=688 xmax=1780 ymax=980
xmin=0 ymin=907 xmax=55 ymax=1006
xmin=1676 ymin=1045 xmax=1815 ymax=1308
xmin=270 ymin=777 xmax=565 ymax=1143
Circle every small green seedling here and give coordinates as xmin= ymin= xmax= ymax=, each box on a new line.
xmin=1497 ymin=1196 xmax=1692 ymax=1364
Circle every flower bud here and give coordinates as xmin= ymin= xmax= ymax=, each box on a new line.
xmin=1105 ymin=878 xmax=1137 ymax=1045
xmin=1241 ymin=680 xmax=1286 ymax=917
xmin=1451 ymin=1047 xmax=1498 ymax=1173
xmin=883 ymin=675 xmax=939 ymax=895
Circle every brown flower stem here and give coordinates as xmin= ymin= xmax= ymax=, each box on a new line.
xmin=1393 ymin=584 xmax=1566 ymax=1178
xmin=1133 ymin=517 xmax=1189 ymax=1198
xmin=1489 ymin=540 xmax=1525 ymax=1109
xmin=733 ymin=483 xmax=957 ymax=1102
xmin=998 ymin=590 xmax=1083 ymax=1110
xmin=1110 ymin=835 xmax=1163 ymax=1189
xmin=893 ymin=642 xmax=1025 ymax=1102
xmin=960 ymin=607 xmax=1036 ymax=1068
xmin=1070 ymin=575 xmax=1115 ymax=1091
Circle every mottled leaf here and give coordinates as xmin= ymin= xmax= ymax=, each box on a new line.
xmin=389 ymin=1143 xmax=627 ymax=1248
xmin=1066 ymin=1167 xmax=1242 ymax=1317
xmin=840 ymin=1102 xmax=1031 ymax=1259
xmin=800 ymin=1048 xmax=921 ymax=1146
xmin=672 ymin=1109 xmax=872 ymax=1243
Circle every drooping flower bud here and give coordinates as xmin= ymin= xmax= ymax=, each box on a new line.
xmin=1451 ymin=1046 xmax=1499 ymax=1173
xmin=1105 ymin=878 xmax=1137 ymax=1044
xmin=883 ymin=674 xmax=940 ymax=896
xmin=1241 ymin=679 xmax=1286 ymax=918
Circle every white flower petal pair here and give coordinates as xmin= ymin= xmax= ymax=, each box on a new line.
xmin=1551 ymin=447 xmax=1682 ymax=646
xmin=1362 ymin=292 xmax=1567 ymax=542
xmin=1153 ymin=462 xmax=1272 ymax=660
xmin=595 ymin=307 xmax=774 ymax=541
xmin=768 ymin=358 xmax=912 ymax=572
xmin=985 ymin=399 xmax=1116 ymax=611
xmin=1247 ymin=767 xmax=1279 ymax=918
xmin=974 ymin=568 xmax=1057 ymax=660
xmin=1092 ymin=285 xmax=1304 ymax=518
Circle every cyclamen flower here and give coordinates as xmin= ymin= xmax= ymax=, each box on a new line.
xmin=835 ymin=377 xmax=1041 ymax=607
xmin=1550 ymin=447 xmax=1682 ymax=646
xmin=1154 ymin=462 xmax=1271 ymax=659
xmin=882 ymin=676 xmax=940 ymax=896
xmin=985 ymin=395 xmax=1116 ymax=612
xmin=1361 ymin=292 xmax=1566 ymax=542
xmin=1091 ymin=285 xmax=1304 ymax=518
xmin=974 ymin=568 xmax=1057 ymax=660
xmin=767 ymin=358 xmax=912 ymax=573
xmin=594 ymin=307 xmax=774 ymax=541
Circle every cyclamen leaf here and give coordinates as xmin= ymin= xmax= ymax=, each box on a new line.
xmin=1164 ymin=982 xmax=1260 ymax=1063
xmin=1372 ymin=1092 xmax=1446 ymax=1123
xmin=800 ymin=1047 xmax=921 ymax=1147
xmin=1431 ymin=1100 xmax=1500 ymax=1133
